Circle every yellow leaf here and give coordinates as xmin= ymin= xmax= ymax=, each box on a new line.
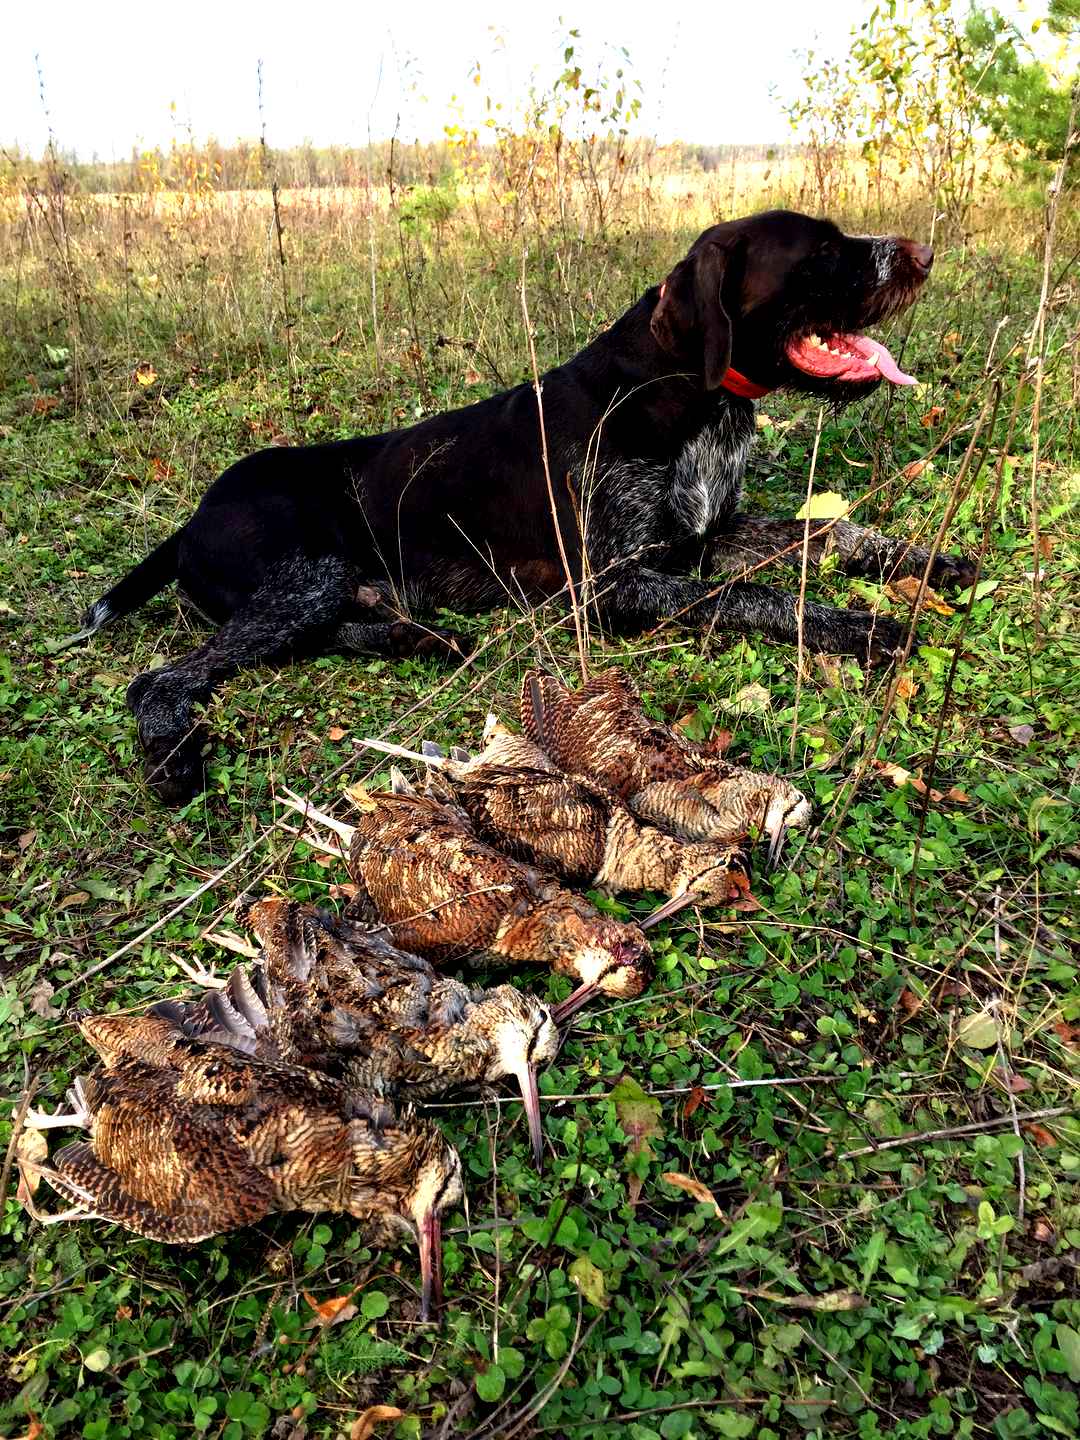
xmin=327 ymin=725 xmax=347 ymax=742
xmin=661 ymin=1171 xmax=723 ymax=1217
xmin=134 ymin=364 xmax=158 ymax=387
xmin=795 ymin=490 xmax=849 ymax=521
xmin=719 ymin=681 xmax=771 ymax=716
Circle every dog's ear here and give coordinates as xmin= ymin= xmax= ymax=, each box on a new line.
xmin=651 ymin=236 xmax=740 ymax=391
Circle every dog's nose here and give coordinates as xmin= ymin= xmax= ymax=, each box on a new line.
xmin=903 ymin=240 xmax=934 ymax=274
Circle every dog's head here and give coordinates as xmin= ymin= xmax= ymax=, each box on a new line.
xmin=650 ymin=209 xmax=932 ymax=399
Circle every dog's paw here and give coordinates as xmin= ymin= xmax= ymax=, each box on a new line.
xmin=820 ymin=609 xmax=905 ymax=667
xmin=126 ymin=670 xmax=157 ymax=712
xmin=391 ymin=623 xmax=471 ymax=663
xmin=140 ymin=726 xmax=209 ymax=806
xmin=928 ymin=551 xmax=977 ymax=594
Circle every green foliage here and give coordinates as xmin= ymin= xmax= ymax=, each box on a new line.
xmin=965 ymin=4 xmax=1080 ymax=181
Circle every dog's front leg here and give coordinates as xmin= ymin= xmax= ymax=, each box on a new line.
xmin=127 ymin=551 xmax=361 ymax=804
xmin=599 ymin=566 xmax=904 ymax=664
xmin=704 ymin=516 xmax=976 ymax=592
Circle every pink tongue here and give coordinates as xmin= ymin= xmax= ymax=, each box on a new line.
xmin=787 ymin=334 xmax=917 ymax=386
xmin=850 ymin=335 xmax=916 ymax=386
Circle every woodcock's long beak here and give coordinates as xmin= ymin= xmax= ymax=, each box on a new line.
xmin=638 ymin=891 xmax=702 ymax=930
xmin=516 ymin=1063 xmax=545 ymax=1171
xmin=765 ymin=822 xmax=788 ymax=871
xmin=417 ymin=1208 xmax=444 ymax=1323
xmin=551 ymin=978 xmax=601 ymax=1027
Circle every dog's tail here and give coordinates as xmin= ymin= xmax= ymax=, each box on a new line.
xmin=81 ymin=528 xmax=184 ymax=635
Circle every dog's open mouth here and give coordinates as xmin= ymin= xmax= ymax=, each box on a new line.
xmin=786 ymin=333 xmax=916 ymax=386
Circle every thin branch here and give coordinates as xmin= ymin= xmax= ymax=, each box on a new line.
xmin=837 ymin=1105 xmax=1070 ymax=1161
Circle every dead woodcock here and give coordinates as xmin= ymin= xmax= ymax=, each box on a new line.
xmin=277 ymin=779 xmax=654 ymax=1023
xmin=358 ymin=722 xmax=752 ymax=924
xmin=157 ymin=898 xmax=559 ymax=1168
xmin=520 ymin=669 xmax=811 ymax=875
xmin=22 ymin=1014 xmax=462 ymax=1320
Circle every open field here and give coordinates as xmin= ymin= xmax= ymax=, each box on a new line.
xmin=1 ymin=162 xmax=1078 ymax=1439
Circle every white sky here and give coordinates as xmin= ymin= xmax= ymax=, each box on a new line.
xmin=2 ymin=0 xmax=871 ymax=158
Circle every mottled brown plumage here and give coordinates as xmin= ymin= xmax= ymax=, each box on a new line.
xmin=157 ymin=898 xmax=559 ymax=1167
xmin=362 ymin=726 xmax=751 ymax=913
xmin=22 ymin=1021 xmax=461 ymax=1319
xmin=520 ymin=669 xmax=810 ymax=864
xmin=277 ymin=782 xmax=653 ymax=1021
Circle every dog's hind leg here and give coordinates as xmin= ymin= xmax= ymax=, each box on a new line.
xmin=127 ymin=552 xmax=361 ymax=805
xmin=705 ymin=516 xmax=976 ymax=592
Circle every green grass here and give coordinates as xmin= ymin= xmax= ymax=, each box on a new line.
xmin=0 ymin=189 xmax=1078 ymax=1440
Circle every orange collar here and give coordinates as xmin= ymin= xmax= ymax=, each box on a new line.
xmin=718 ymin=367 xmax=773 ymax=400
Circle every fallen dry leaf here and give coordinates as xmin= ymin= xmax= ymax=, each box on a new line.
xmin=463 ymin=368 xmax=483 ymax=386
xmin=920 ymin=405 xmax=945 ymax=427
xmin=133 ymin=364 xmax=157 ymax=387
xmin=704 ymin=728 xmax=733 ymax=755
xmin=1037 ymin=533 xmax=1054 ymax=561
xmin=27 ymin=979 xmax=60 ymax=1020
xmin=662 ymin=1171 xmax=723 ymax=1217
xmin=683 ymin=1085 xmax=708 ymax=1119
xmin=1032 ymin=1219 xmax=1055 ymax=1244
xmin=303 ymin=1290 xmax=359 ymax=1328
xmin=1025 ymin=1123 xmax=1058 ymax=1148
xmin=18 ymin=829 xmax=37 ymax=851
xmin=814 ymin=653 xmax=842 ymax=688
xmin=350 ymin=1408 xmax=405 ymax=1440
xmin=992 ymin=1066 xmax=1032 ymax=1095
xmin=895 ymin=672 xmax=918 ymax=701
xmin=56 ymin=891 xmax=90 ymax=910
xmin=898 ymin=987 xmax=923 ymax=1018
xmin=326 ymin=725 xmax=347 ymax=742
xmin=872 ymin=759 xmax=968 ymax=806
xmin=329 ymin=882 xmax=359 ymax=901
xmin=16 ymin=1127 xmax=48 ymax=1202
xmin=885 ymin=575 xmax=955 ymax=616
xmin=1008 ymin=723 xmax=1035 ymax=746
xmin=1052 ymin=1020 xmax=1077 ymax=1050
xmin=32 ymin=394 xmax=59 ymax=414
xmin=737 ymin=1287 xmax=867 ymax=1311
xmin=902 ymin=459 xmax=928 ymax=481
